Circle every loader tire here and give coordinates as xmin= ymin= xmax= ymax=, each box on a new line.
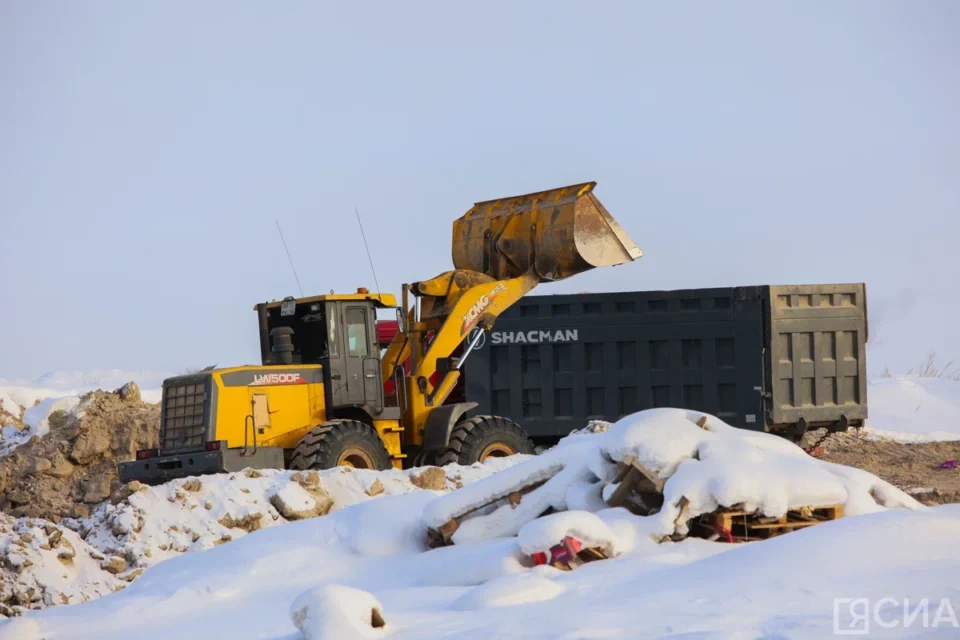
xmin=435 ymin=415 xmax=535 ymax=467
xmin=288 ymin=419 xmax=392 ymax=471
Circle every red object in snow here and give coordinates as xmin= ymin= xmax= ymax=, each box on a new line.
xmin=531 ymin=536 xmax=584 ymax=567
xmin=713 ymin=522 xmax=735 ymax=543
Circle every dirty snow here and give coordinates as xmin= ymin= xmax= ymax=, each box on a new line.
xmin=0 ymin=458 xmax=522 ymax=617
xmin=0 ymin=514 xmax=125 ymax=610
xmin=0 ymin=396 xmax=80 ymax=457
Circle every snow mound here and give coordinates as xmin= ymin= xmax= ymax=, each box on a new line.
xmin=452 ymin=570 xmax=565 ymax=610
xmin=427 ymin=409 xmax=923 ymax=545
xmin=290 ymin=584 xmax=388 ymax=640
xmin=866 ymin=376 xmax=960 ymax=442
xmin=517 ymin=511 xmax=617 ymax=556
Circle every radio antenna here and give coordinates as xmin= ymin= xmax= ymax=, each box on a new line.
xmin=275 ymin=220 xmax=304 ymax=297
xmin=354 ymin=206 xmax=382 ymax=296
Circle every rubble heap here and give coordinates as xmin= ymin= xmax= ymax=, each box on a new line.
xmin=0 ymin=384 xmax=159 ymax=521
xmin=424 ymin=409 xmax=924 ymax=560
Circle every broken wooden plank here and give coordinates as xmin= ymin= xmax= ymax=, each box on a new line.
xmin=748 ymin=521 xmax=820 ymax=530
xmin=623 ymin=455 xmax=666 ymax=493
xmin=605 ymin=466 xmax=642 ymax=508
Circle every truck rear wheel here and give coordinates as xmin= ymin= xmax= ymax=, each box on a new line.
xmin=436 ymin=415 xmax=535 ymax=467
xmin=289 ymin=419 xmax=392 ymax=471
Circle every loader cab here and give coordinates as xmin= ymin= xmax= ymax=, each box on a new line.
xmin=254 ymin=291 xmax=398 ymax=419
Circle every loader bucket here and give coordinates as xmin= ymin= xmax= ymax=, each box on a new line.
xmin=452 ymin=182 xmax=641 ymax=282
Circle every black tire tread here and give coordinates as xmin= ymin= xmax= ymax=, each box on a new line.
xmin=288 ymin=419 xmax=392 ymax=471
xmin=436 ymin=415 xmax=534 ymax=467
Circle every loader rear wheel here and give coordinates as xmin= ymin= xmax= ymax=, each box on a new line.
xmin=436 ymin=415 xmax=535 ymax=467
xmin=288 ymin=420 xmax=392 ymax=471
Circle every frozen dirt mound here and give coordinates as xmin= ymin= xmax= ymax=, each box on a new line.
xmin=0 ymin=385 xmax=159 ymax=521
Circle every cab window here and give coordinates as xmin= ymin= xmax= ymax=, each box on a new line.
xmin=345 ymin=308 xmax=369 ymax=357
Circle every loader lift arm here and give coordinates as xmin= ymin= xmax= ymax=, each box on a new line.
xmin=381 ymin=181 xmax=642 ymax=450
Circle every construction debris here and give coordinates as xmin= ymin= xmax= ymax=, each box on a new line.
xmin=693 ymin=504 xmax=844 ymax=543
xmin=424 ymin=409 xmax=922 ymax=555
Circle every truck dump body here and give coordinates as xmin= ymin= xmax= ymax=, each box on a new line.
xmin=464 ymin=284 xmax=867 ymax=439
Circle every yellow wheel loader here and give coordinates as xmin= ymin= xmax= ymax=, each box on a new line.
xmin=119 ymin=182 xmax=641 ymax=484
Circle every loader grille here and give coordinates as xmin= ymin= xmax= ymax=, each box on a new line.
xmin=161 ymin=378 xmax=209 ymax=452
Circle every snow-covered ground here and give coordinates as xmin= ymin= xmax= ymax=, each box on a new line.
xmin=12 ymin=499 xmax=958 ymax=640
xmin=5 ymin=408 xmax=956 ymax=639
xmin=865 ymin=377 xmax=960 ymax=442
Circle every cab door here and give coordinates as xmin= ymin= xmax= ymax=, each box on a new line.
xmin=343 ymin=303 xmax=379 ymax=409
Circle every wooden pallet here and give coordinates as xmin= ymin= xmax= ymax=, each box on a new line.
xmin=699 ymin=504 xmax=843 ymax=542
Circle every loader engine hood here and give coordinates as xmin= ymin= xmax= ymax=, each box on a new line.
xmin=451 ymin=181 xmax=641 ymax=283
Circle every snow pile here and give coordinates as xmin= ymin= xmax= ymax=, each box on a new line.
xmin=0 ymin=514 xmax=125 ymax=615
xmin=0 ymin=459 xmax=521 ymax=616
xmin=81 ymin=464 xmax=515 ymax=571
xmin=866 ymin=376 xmax=960 ymax=442
xmin=425 ymin=409 xmax=923 ymax=546
xmin=290 ymin=585 xmax=388 ymax=640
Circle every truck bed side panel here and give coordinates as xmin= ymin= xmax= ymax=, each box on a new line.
xmin=465 ymin=287 xmax=766 ymax=438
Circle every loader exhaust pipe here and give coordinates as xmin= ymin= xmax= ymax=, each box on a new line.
xmin=451 ymin=182 xmax=641 ymax=283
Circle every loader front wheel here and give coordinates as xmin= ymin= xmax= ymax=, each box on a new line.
xmin=289 ymin=420 xmax=392 ymax=471
xmin=436 ymin=415 xmax=535 ymax=467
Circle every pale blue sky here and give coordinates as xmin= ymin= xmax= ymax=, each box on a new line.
xmin=2 ymin=1 xmax=958 ymax=379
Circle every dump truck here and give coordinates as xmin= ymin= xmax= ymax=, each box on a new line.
xmin=119 ymin=182 xmax=641 ymax=484
xmin=464 ymin=284 xmax=868 ymax=444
